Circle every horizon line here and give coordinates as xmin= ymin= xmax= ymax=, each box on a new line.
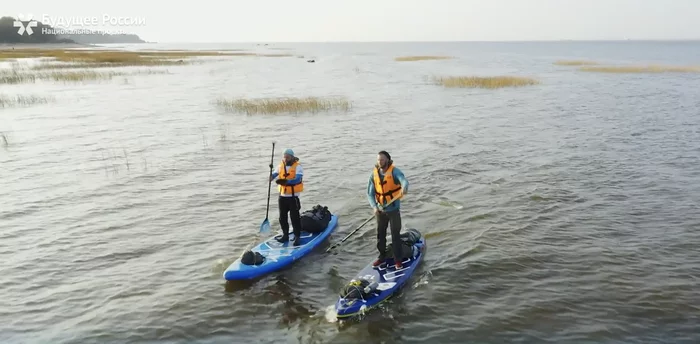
xmin=139 ymin=39 xmax=700 ymax=44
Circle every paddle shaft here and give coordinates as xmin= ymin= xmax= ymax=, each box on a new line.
xmin=264 ymin=142 xmax=276 ymax=221
xmin=247 ymin=142 xmax=276 ymax=255
xmin=325 ymin=195 xmax=403 ymax=253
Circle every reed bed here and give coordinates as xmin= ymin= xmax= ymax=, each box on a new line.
xmin=554 ymin=60 xmax=599 ymax=66
xmin=0 ymin=71 xmax=36 ymax=84
xmin=0 ymin=49 xmax=63 ymax=59
xmin=395 ymin=55 xmax=453 ymax=62
xmin=0 ymin=69 xmax=169 ymax=84
xmin=1 ymin=49 xmax=236 ymax=59
xmin=52 ymin=51 xmax=188 ymax=67
xmin=31 ymin=63 xmax=116 ymax=70
xmin=216 ymin=96 xmax=351 ymax=114
xmin=257 ymin=53 xmax=294 ymax=57
xmin=578 ymin=65 xmax=700 ymax=73
xmin=432 ymin=76 xmax=540 ymax=89
xmin=0 ymin=49 xmax=291 ymax=68
xmin=0 ymin=94 xmax=54 ymax=108
xmin=44 ymin=71 xmax=128 ymax=82
xmin=41 ymin=70 xmax=167 ymax=82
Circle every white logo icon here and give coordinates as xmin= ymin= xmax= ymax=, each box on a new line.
xmin=14 ymin=14 xmax=38 ymax=36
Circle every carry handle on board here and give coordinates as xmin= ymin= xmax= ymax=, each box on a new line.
xmin=324 ymin=195 xmax=404 ymax=253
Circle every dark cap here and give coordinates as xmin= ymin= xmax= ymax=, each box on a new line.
xmin=378 ymin=150 xmax=391 ymax=160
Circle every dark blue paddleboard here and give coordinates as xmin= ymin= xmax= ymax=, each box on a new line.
xmin=334 ymin=228 xmax=426 ymax=318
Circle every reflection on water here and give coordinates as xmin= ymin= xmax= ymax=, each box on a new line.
xmin=224 ymin=279 xmax=256 ymax=293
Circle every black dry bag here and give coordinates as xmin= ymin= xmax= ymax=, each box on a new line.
xmin=400 ymin=228 xmax=422 ymax=246
xmin=386 ymin=228 xmax=422 ymax=261
xmin=300 ymin=204 xmax=332 ymax=234
xmin=241 ymin=250 xmax=265 ymax=266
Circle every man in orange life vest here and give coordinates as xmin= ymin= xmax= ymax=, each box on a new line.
xmin=367 ymin=150 xmax=409 ymax=269
xmin=269 ymin=148 xmax=304 ymax=246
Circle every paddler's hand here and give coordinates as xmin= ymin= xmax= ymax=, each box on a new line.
xmin=275 ymin=179 xmax=288 ymax=185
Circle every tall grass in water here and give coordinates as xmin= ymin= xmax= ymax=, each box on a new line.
xmin=554 ymin=60 xmax=599 ymax=66
xmin=0 ymin=71 xmax=36 ymax=84
xmin=0 ymin=49 xmax=291 ymax=69
xmin=2 ymin=49 xmax=161 ymax=67
xmin=578 ymin=65 xmax=700 ymax=73
xmin=216 ymin=97 xmax=351 ymax=114
xmin=0 ymin=94 xmax=54 ymax=108
xmin=40 ymin=70 xmax=168 ymax=82
xmin=432 ymin=76 xmax=540 ymax=89
xmin=395 ymin=56 xmax=453 ymax=62
xmin=0 ymin=49 xmax=235 ymax=59
xmin=51 ymin=51 xmax=191 ymax=67
xmin=0 ymin=69 xmax=169 ymax=84
xmin=31 ymin=63 xmax=106 ymax=70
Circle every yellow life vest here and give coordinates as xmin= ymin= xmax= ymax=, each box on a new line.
xmin=373 ymin=164 xmax=402 ymax=206
xmin=278 ymin=159 xmax=304 ymax=196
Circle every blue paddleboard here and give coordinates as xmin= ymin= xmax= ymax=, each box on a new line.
xmin=223 ymin=214 xmax=339 ymax=281
xmin=334 ymin=228 xmax=426 ymax=318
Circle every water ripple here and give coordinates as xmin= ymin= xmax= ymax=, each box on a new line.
xmin=2 ymin=41 xmax=700 ymax=344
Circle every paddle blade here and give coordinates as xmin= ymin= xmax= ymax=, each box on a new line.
xmin=260 ymin=219 xmax=270 ymax=233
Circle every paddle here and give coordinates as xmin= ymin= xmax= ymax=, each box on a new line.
xmin=260 ymin=141 xmax=276 ymax=233
xmin=324 ymin=194 xmax=403 ymax=253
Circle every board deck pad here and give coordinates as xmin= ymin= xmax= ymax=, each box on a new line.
xmin=223 ymin=214 xmax=338 ymax=280
xmin=335 ymin=234 xmax=426 ymax=318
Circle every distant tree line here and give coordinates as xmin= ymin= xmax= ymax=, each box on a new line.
xmin=0 ymin=16 xmax=145 ymax=44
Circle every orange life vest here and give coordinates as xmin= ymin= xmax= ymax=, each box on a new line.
xmin=373 ymin=164 xmax=402 ymax=206
xmin=278 ymin=159 xmax=304 ymax=196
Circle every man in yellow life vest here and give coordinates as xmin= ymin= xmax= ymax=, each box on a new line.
xmin=367 ymin=150 xmax=409 ymax=269
xmin=269 ymin=148 xmax=304 ymax=246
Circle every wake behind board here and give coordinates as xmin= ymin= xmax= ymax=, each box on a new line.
xmin=334 ymin=228 xmax=426 ymax=318
xmin=223 ymin=214 xmax=338 ymax=281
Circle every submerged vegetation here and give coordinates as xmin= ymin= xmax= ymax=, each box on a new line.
xmin=41 ymin=70 xmax=167 ymax=82
xmin=0 ymin=94 xmax=54 ymax=108
xmin=0 ymin=46 xmax=292 ymax=110
xmin=0 ymin=71 xmax=34 ymax=84
xmin=0 ymin=49 xmax=292 ymax=69
xmin=0 ymin=68 xmax=169 ymax=84
xmin=0 ymin=49 xmax=201 ymax=67
xmin=554 ymin=59 xmax=700 ymax=74
xmin=578 ymin=65 xmax=700 ymax=73
xmin=554 ymin=60 xmax=599 ymax=66
xmin=3 ymin=41 xmax=698 ymax=120
xmin=395 ymin=56 xmax=453 ymax=62
xmin=432 ymin=76 xmax=540 ymax=89
xmin=216 ymin=96 xmax=351 ymax=114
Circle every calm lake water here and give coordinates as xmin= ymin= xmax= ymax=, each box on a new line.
xmin=2 ymin=41 xmax=700 ymax=344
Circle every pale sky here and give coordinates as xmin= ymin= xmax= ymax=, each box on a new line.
xmin=4 ymin=0 xmax=699 ymax=43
